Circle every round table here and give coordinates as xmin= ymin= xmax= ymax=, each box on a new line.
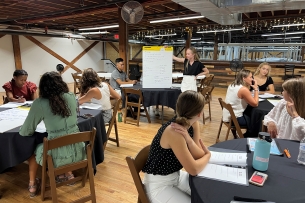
xmin=190 ymin=138 xmax=305 ymax=203
xmin=0 ymin=108 xmax=106 ymax=174
xmin=244 ymin=99 xmax=278 ymax=137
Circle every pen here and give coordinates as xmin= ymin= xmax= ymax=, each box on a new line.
xmin=224 ymin=164 xmax=246 ymax=169
xmin=284 ymin=148 xmax=291 ymax=158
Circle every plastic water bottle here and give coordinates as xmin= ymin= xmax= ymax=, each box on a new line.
xmin=297 ymin=137 xmax=305 ymax=165
xmin=118 ymin=111 xmax=122 ymax=122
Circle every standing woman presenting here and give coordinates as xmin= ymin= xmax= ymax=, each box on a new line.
xmin=173 ymin=47 xmax=209 ymax=92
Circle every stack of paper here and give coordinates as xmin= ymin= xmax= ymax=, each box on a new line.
xmin=259 ymin=93 xmax=275 ymax=99
xmin=197 ymin=151 xmax=248 ymax=186
xmin=80 ymin=103 xmax=101 ymax=110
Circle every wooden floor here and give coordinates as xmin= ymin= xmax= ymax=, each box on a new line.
xmin=0 ymin=87 xmax=236 ymax=203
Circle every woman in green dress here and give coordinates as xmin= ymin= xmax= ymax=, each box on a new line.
xmin=20 ymin=71 xmax=86 ymax=197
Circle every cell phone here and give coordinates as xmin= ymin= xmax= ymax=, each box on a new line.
xmin=252 ymin=80 xmax=255 ymax=85
xmin=83 ymin=113 xmax=93 ymax=118
xmin=249 ymin=171 xmax=268 ymax=187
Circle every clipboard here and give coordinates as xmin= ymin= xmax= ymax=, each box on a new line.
xmin=247 ymin=138 xmax=283 ymax=156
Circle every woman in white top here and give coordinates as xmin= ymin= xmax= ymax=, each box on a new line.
xmin=79 ymin=68 xmax=121 ymax=123
xmin=223 ymin=69 xmax=259 ymax=137
xmin=263 ymin=77 xmax=305 ymax=141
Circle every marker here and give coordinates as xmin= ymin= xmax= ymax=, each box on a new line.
xmin=284 ymin=148 xmax=291 ymax=158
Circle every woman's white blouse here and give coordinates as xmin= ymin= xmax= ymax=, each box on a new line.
xmin=263 ymin=99 xmax=305 ymax=141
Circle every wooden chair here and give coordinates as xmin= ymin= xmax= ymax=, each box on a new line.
xmin=71 ymin=73 xmax=82 ymax=95
xmin=198 ymin=74 xmax=214 ymax=92
xmin=2 ymin=96 xmax=9 ymax=104
xmin=126 ymin=145 xmax=151 ymax=203
xmin=41 ymin=128 xmax=97 ymax=203
xmin=216 ymin=98 xmax=247 ymax=143
xmin=123 ymin=88 xmax=151 ymax=126
xmin=262 ymin=120 xmax=268 ymax=132
xmin=200 ymin=85 xmax=214 ymax=124
xmin=104 ymin=98 xmax=121 ymax=149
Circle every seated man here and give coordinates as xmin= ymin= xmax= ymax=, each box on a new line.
xmin=110 ymin=58 xmax=140 ymax=115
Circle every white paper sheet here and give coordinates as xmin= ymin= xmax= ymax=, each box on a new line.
xmin=79 ymin=103 xmax=101 ymax=110
xmin=259 ymin=98 xmax=265 ymax=102
xmin=0 ymin=101 xmax=33 ymax=108
xmin=197 ymin=163 xmax=248 ymax=186
xmin=209 ymin=151 xmax=247 ymax=166
xmin=259 ymin=93 xmax=275 ymax=99
xmin=35 ymin=121 xmax=46 ymax=133
xmin=120 ymin=84 xmax=134 ymax=88
xmin=267 ymin=99 xmax=280 ymax=106
xmin=0 ymin=108 xmax=29 ymax=133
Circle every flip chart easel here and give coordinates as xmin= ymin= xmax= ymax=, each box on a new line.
xmin=142 ymin=46 xmax=173 ymax=88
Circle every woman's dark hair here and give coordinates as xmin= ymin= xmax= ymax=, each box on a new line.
xmin=13 ymin=70 xmax=28 ymax=77
xmin=80 ymin=68 xmax=101 ymax=95
xmin=39 ymin=71 xmax=71 ymax=117
xmin=175 ymin=90 xmax=205 ymax=127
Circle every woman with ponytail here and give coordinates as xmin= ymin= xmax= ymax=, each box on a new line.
xmin=142 ymin=90 xmax=211 ymax=203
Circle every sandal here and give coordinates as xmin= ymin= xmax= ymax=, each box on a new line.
xmin=28 ymin=178 xmax=40 ymax=198
xmin=66 ymin=173 xmax=75 ymax=186
xmin=55 ymin=174 xmax=67 ymax=184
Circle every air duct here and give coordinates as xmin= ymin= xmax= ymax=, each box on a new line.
xmin=172 ymin=0 xmax=305 ymax=25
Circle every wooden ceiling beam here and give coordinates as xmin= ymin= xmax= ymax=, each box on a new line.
xmin=271 ymin=11 xmax=274 ymax=16
xmin=24 ymin=36 xmax=82 ymax=72
xmin=244 ymin=13 xmax=250 ymax=19
xmin=257 ymin=12 xmax=262 ymax=18
xmin=299 ymin=9 xmax=302 ymax=14
xmin=0 ymin=34 xmax=5 ymax=38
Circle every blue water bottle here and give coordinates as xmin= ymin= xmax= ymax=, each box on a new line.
xmin=252 ymin=132 xmax=272 ymax=171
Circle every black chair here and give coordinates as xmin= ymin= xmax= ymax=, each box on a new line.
xmin=284 ymin=64 xmax=295 ymax=80
xmin=129 ymin=64 xmax=141 ymax=80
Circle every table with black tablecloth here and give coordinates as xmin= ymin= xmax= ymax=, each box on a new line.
xmin=190 ymin=138 xmax=305 ymax=203
xmin=122 ymin=84 xmax=181 ymax=110
xmin=0 ymin=108 xmax=106 ymax=174
xmin=244 ymin=99 xmax=278 ymax=137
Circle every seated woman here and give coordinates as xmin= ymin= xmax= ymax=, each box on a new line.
xmin=142 ymin=90 xmax=211 ymax=203
xmin=250 ymin=62 xmax=275 ymax=94
xmin=263 ymin=77 xmax=305 ymax=141
xmin=78 ymin=68 xmax=121 ymax=123
xmin=223 ymin=69 xmax=259 ymax=137
xmin=19 ymin=72 xmax=86 ymax=197
xmin=2 ymin=70 xmax=38 ymax=103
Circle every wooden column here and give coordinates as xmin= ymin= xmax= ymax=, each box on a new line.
xmin=213 ymin=36 xmax=218 ymax=60
xmin=185 ymin=27 xmax=192 ymax=55
xmin=118 ymin=7 xmax=128 ymax=72
xmin=12 ymin=35 xmax=22 ymax=70
xmin=301 ymin=46 xmax=305 ymax=62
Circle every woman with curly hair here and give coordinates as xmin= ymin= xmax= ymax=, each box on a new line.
xmin=19 ymin=71 xmax=85 ymax=197
xmin=78 ymin=68 xmax=121 ymax=123
xmin=2 ymin=69 xmax=37 ymax=103
xmin=142 ymin=90 xmax=211 ymax=203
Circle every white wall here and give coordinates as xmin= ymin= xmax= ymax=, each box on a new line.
xmin=0 ymin=35 xmax=104 ymax=91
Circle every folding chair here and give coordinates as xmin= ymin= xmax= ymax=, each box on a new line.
xmin=2 ymin=96 xmax=9 ymax=104
xmin=200 ymin=85 xmax=214 ymax=124
xmin=216 ymin=98 xmax=247 ymax=143
xmin=41 ymin=128 xmax=97 ymax=203
xmin=71 ymin=73 xmax=82 ymax=95
xmin=126 ymin=145 xmax=151 ymax=203
xmin=123 ymin=88 xmax=151 ymax=126
xmin=104 ymin=98 xmax=121 ymax=149
xmin=198 ymin=74 xmax=214 ymax=92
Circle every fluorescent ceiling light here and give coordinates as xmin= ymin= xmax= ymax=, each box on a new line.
xmin=262 ymin=31 xmax=305 ymax=36
xmin=197 ymin=27 xmax=244 ymax=33
xmin=273 ymin=23 xmax=305 ymax=28
xmin=150 ymin=16 xmax=204 ymax=23
xmin=177 ymin=38 xmax=201 ymax=42
xmin=145 ymin=33 xmax=177 ymax=38
xmin=267 ymin=36 xmax=302 ymax=40
xmin=65 ymin=34 xmax=86 ymax=39
xmin=78 ymin=25 xmax=118 ymax=31
xmin=80 ymin=31 xmax=109 ymax=35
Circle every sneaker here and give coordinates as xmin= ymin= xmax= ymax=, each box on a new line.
xmin=154 ymin=108 xmax=160 ymax=116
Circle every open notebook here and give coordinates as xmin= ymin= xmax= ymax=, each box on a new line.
xmin=197 ymin=148 xmax=249 ymax=186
